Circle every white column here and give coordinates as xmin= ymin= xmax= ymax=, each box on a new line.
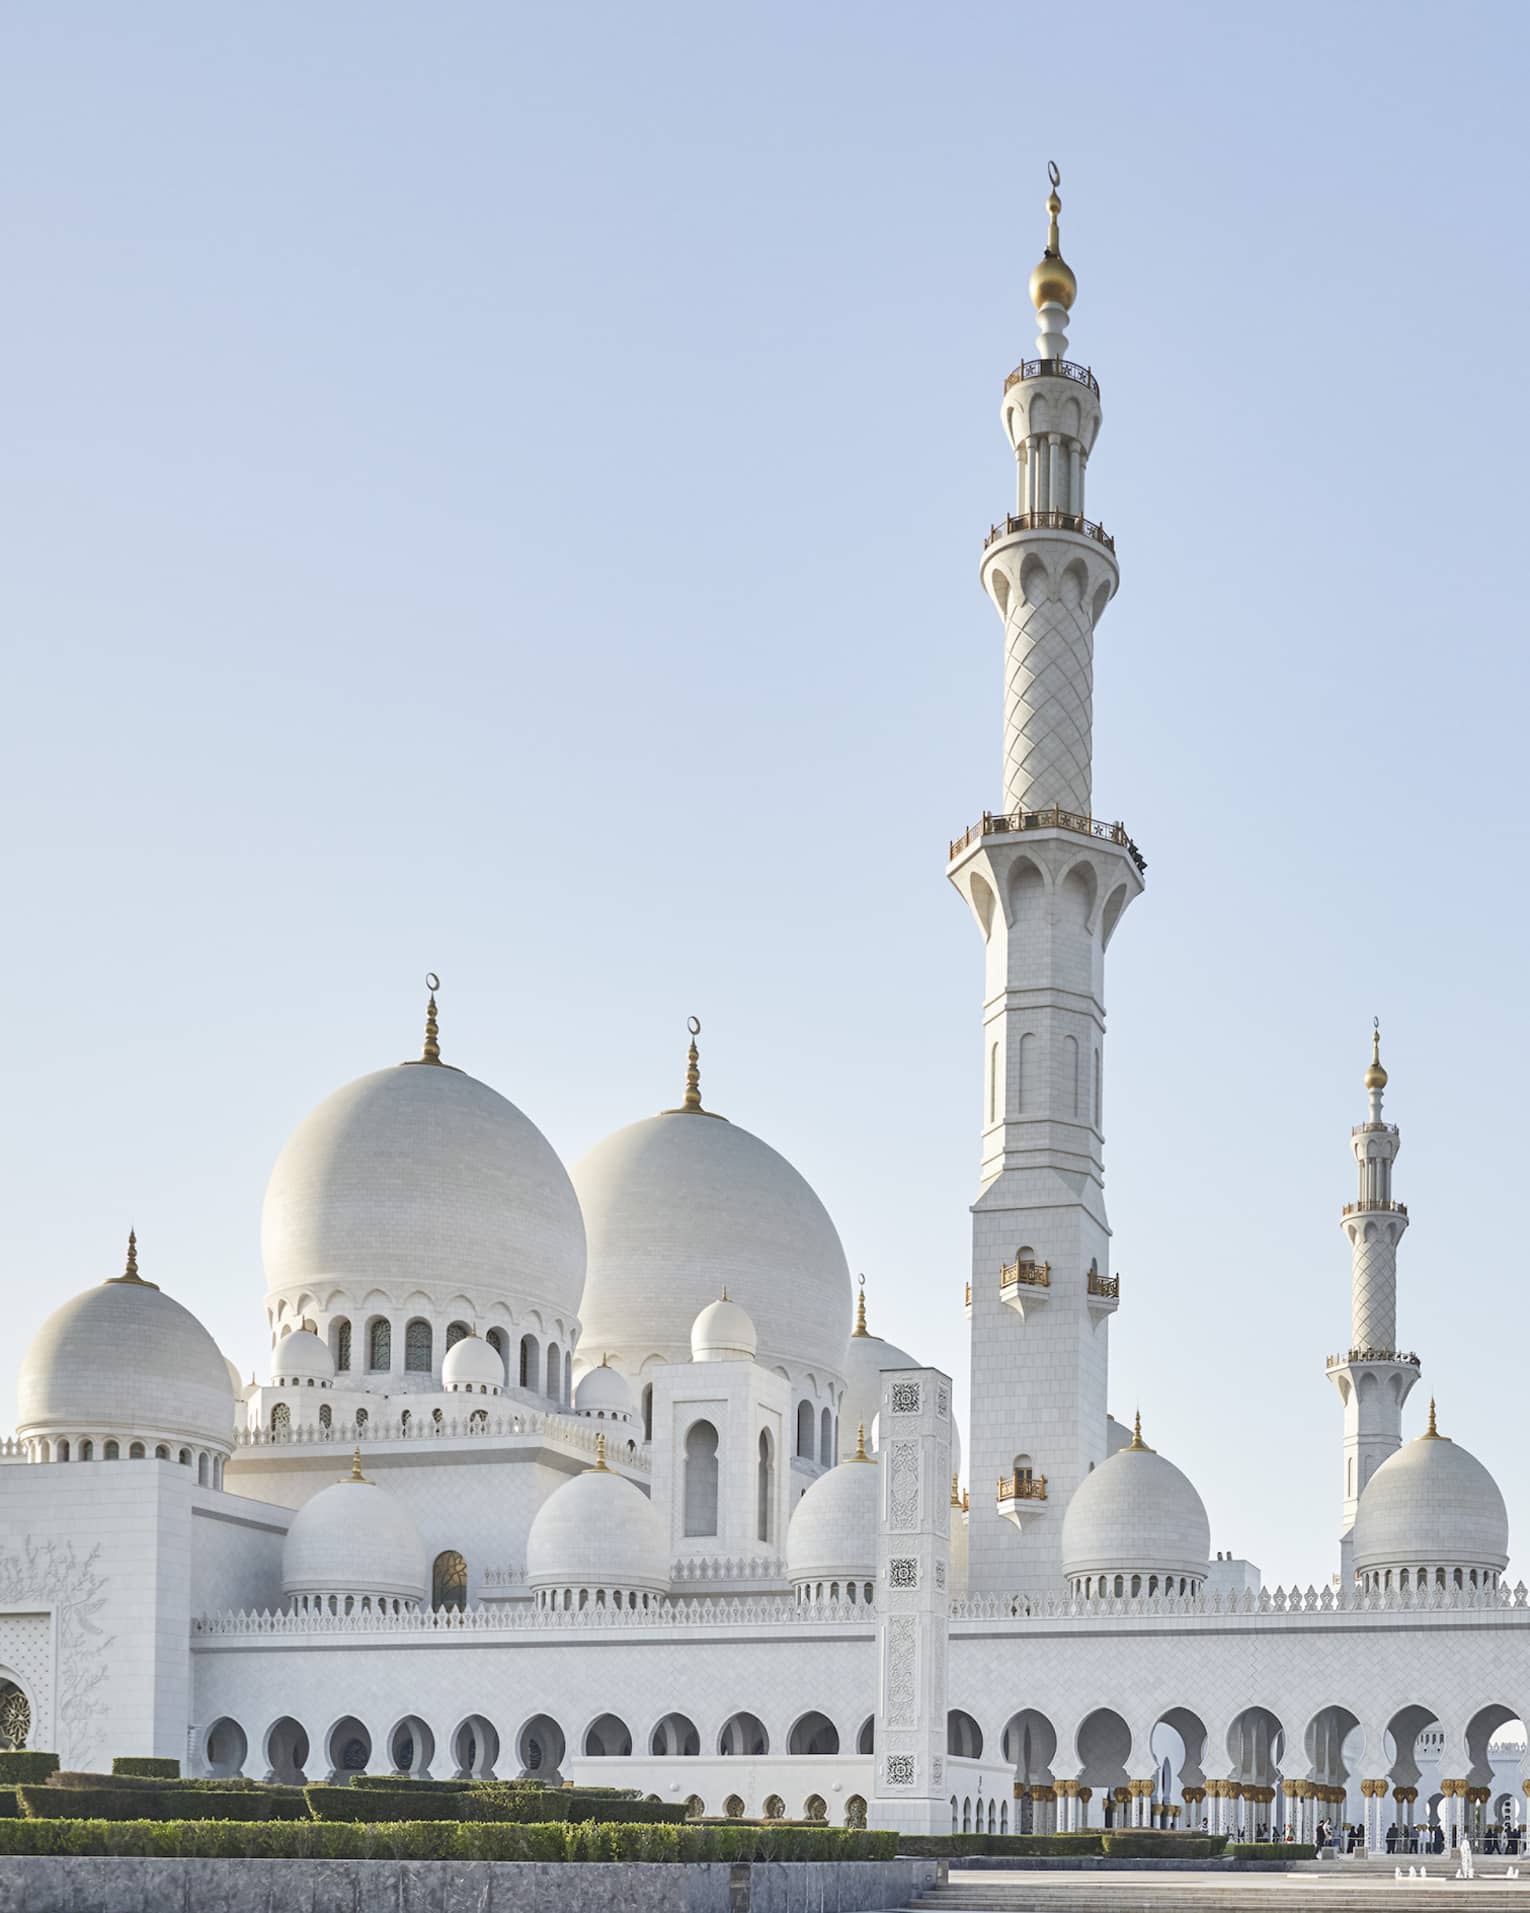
xmin=868 ymin=1366 xmax=953 ymax=1836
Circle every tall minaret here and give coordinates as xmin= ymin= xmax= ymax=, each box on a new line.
xmin=1328 ymin=1024 xmax=1418 ymax=1583
xmin=948 ymin=167 xmax=1144 ymax=1595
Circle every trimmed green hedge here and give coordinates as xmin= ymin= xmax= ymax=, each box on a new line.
xmin=0 ymin=1818 xmax=896 ymax=1862
xmin=21 ymin=1787 xmax=308 ymax=1824
xmin=1227 ymin=1842 xmax=1316 ymax=1860
xmin=349 ymin=1776 xmax=479 ymax=1792
xmin=51 ymin=1772 xmax=161 ymax=1791
xmin=112 ymin=1758 xmax=180 ymax=1780
xmin=898 ymin=1833 xmax=1105 ymax=1857
xmin=0 ymin=1753 xmax=58 ymax=1784
xmin=1101 ymin=1832 xmax=1226 ymax=1859
xmin=305 ymin=1785 xmax=466 ymax=1823
xmin=0 ymin=1792 xmax=16 ymax=1820
xmin=462 ymin=1786 xmax=687 ymax=1825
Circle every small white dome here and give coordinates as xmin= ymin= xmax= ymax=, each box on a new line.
xmin=786 ymin=1450 xmax=880 ymax=1589
xmin=574 ymin=1362 xmax=635 ymax=1417
xmin=525 ymin=1458 xmax=667 ymax=1596
xmin=269 ymin=1328 xmax=334 ymax=1386
xmin=691 ymin=1295 xmax=757 ymax=1363
xmin=1062 ymin=1425 xmax=1210 ymax=1591
xmin=441 ymin=1333 xmax=504 ymax=1393
xmin=282 ymin=1459 xmax=427 ymax=1607
xmin=224 ymin=1356 xmax=250 ymax=1401
xmin=262 ymin=1058 xmax=585 ymax=1322
xmin=573 ymin=1106 xmax=851 ymax=1388
xmin=1353 ymin=1414 xmax=1508 ymax=1584
xmin=842 ymin=1310 xmax=921 ymax=1448
xmin=18 ymin=1250 xmax=235 ymax=1454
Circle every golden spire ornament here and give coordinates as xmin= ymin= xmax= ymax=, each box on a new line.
xmin=848 ymin=1422 xmax=873 ymax=1463
xmin=1364 ymin=1017 xmax=1388 ymax=1093
xmin=853 ymin=1274 xmax=869 ymax=1338
xmin=1425 ymin=1398 xmax=1441 ymax=1439
xmin=108 ymin=1227 xmax=158 ymax=1288
xmin=662 ymin=1016 xmax=725 ymax=1117
xmin=346 ymin=1446 xmax=370 ymax=1483
xmin=592 ymin=1432 xmax=609 ymax=1472
xmin=951 ymin=1473 xmax=963 ymax=1508
xmin=1029 ymin=159 xmax=1078 ymax=318
xmin=1128 ymin=1409 xmax=1152 ymax=1452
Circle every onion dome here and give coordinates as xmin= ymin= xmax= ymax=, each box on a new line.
xmin=525 ymin=1438 xmax=667 ymax=1607
xmin=572 ymin=1023 xmax=851 ymax=1389
xmin=786 ymin=1427 xmax=879 ymax=1599
xmin=573 ymin=1359 xmax=636 ymax=1422
xmin=269 ymin=1327 xmax=334 ymax=1388
xmin=441 ymin=1331 xmax=504 ymax=1394
xmin=261 ymin=982 xmax=585 ymax=1324
xmin=281 ymin=1449 xmax=427 ymax=1612
xmin=1352 ymin=1400 xmax=1508 ymax=1591
xmin=1061 ymin=1414 xmax=1211 ymax=1598
xmin=17 ymin=1233 xmax=235 ymax=1457
xmin=690 ymin=1292 xmax=757 ymax=1363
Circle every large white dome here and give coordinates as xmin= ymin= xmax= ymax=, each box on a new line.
xmin=787 ymin=1450 xmax=879 ymax=1591
xmin=262 ymin=1058 xmax=585 ymax=1321
xmin=18 ymin=1244 xmax=235 ymax=1455
xmin=572 ymin=1107 xmax=852 ymax=1386
xmin=1061 ymin=1422 xmax=1210 ymax=1594
xmin=525 ymin=1458 xmax=667 ymax=1598
xmin=282 ymin=1459 xmax=427 ymax=1608
xmin=1353 ymin=1411 xmax=1508 ymax=1586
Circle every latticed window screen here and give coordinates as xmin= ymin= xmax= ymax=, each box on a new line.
xmin=405 ymin=1320 xmax=433 ymax=1371
xmin=368 ymin=1320 xmax=391 ymax=1370
xmin=445 ymin=1322 xmax=469 ymax=1350
xmin=433 ymin=1549 xmax=468 ymax=1611
xmin=0 ymin=1684 xmax=30 ymax=1750
xmin=332 ymin=1321 xmax=351 ymax=1371
xmin=271 ymin=1403 xmax=290 ymax=1434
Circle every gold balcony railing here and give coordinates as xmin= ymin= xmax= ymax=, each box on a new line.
xmin=998 ymin=1472 xmax=1048 ymax=1504
xmin=1326 ymin=1347 xmax=1421 ymax=1369
xmin=1341 ymin=1200 xmax=1408 ymax=1217
xmin=1002 ymin=358 xmax=1100 ymax=397
xmin=1001 ymin=1259 xmax=1051 ymax=1291
xmin=1087 ymin=1268 xmax=1119 ymax=1300
xmin=948 ymin=806 xmax=1146 ymax=875
xmin=984 ymin=508 xmax=1114 ymax=554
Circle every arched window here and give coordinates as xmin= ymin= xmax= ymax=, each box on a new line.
xmin=177 ymin=1448 xmax=190 ymax=1466
xmin=519 ymin=1335 xmax=539 ymax=1392
xmin=684 ymin=1420 xmax=719 ymax=1537
xmin=154 ymin=1444 xmax=169 ymax=1460
xmin=56 ymin=1440 xmax=69 ymax=1463
xmin=796 ymin=1399 xmax=814 ymax=1458
xmin=546 ymin=1342 xmax=561 ymax=1400
xmin=81 ymin=1441 xmax=94 ymax=1460
xmin=331 ymin=1319 xmax=352 ymax=1372
xmin=469 ymin=1408 xmax=487 ymax=1430
xmin=129 ymin=1442 xmax=145 ymax=1459
xmin=104 ymin=1441 xmax=119 ymax=1460
xmin=368 ymin=1319 xmax=391 ymax=1371
xmin=271 ymin=1403 xmax=290 ymax=1435
xmin=197 ymin=1452 xmax=208 ymax=1484
xmin=642 ymin=1383 xmax=653 ymax=1442
xmin=564 ymin=1348 xmax=573 ymax=1403
xmin=432 ymin=1549 xmax=468 ymax=1611
xmin=445 ymin=1322 xmax=469 ymax=1351
xmin=819 ymin=1406 xmax=832 ymax=1464
xmin=355 ymin=1408 xmax=368 ymax=1432
xmin=757 ymin=1429 xmax=775 ymax=1543
xmin=318 ymin=1403 xmax=332 ymax=1431
xmin=404 ymin=1319 xmax=432 ymax=1372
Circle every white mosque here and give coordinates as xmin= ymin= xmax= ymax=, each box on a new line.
xmin=2 ymin=171 xmax=1526 ymax=1849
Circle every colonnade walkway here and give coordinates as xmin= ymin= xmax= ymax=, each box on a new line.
xmin=908 ymin=1865 xmax=1530 ymax=1910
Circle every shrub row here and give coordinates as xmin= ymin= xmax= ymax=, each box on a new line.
xmin=304 ymin=1783 xmax=686 ymax=1825
xmin=112 ymin=1757 xmax=180 ymax=1780
xmin=19 ymin=1786 xmax=308 ymax=1824
xmin=0 ymin=1753 xmax=58 ymax=1784
xmin=349 ymin=1775 xmax=480 ymax=1793
xmin=1227 ymin=1842 xmax=1317 ymax=1860
xmin=898 ymin=1833 xmax=1106 ymax=1856
xmin=1100 ymin=1832 xmax=1227 ymax=1859
xmin=0 ymin=1817 xmax=896 ymax=1862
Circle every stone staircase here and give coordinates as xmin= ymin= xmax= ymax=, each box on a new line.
xmin=904 ymin=1864 xmax=1530 ymax=1910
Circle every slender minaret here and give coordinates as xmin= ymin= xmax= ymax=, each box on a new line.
xmin=1328 ymin=1023 xmax=1418 ymax=1583
xmin=948 ymin=167 xmax=1144 ymax=1595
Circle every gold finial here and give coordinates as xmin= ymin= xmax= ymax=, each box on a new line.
xmin=1127 ymin=1409 xmax=1153 ymax=1452
xmin=592 ymin=1432 xmax=609 ymax=1471
xmin=721 ymin=1285 xmax=729 ymax=1303
xmin=346 ymin=1446 xmax=371 ymax=1484
xmin=1364 ymin=1017 xmax=1388 ymax=1093
xmin=951 ymin=1473 xmax=963 ymax=1508
xmin=108 ymin=1227 xmax=159 ymax=1289
xmin=853 ymin=1274 xmax=869 ymax=1338
xmin=1029 ymin=160 xmax=1078 ymax=316
xmin=403 ymin=973 xmax=461 ymax=1069
xmin=848 ymin=1421 xmax=873 ymax=1463
xmin=662 ymin=1016 xmax=726 ymax=1118
xmin=1425 ymin=1398 xmax=1441 ymax=1439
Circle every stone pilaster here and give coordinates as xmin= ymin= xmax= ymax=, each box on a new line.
xmin=868 ymin=1366 xmax=953 ymax=1835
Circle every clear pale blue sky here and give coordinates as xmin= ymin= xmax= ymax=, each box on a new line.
xmin=3 ymin=2 xmax=1527 ymax=1590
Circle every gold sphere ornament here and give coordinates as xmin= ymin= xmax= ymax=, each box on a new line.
xmin=1029 ymin=161 xmax=1077 ymax=315
xmin=1364 ymin=1019 xmax=1388 ymax=1092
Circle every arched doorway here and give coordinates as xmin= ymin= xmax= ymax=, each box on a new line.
xmin=263 ymin=1716 xmax=309 ymax=1785
xmin=451 ymin=1715 xmax=499 ymax=1779
xmin=388 ymin=1715 xmax=435 ymax=1777
xmin=326 ymin=1715 xmax=371 ymax=1780
xmin=204 ymin=1717 xmax=247 ymax=1778
xmin=518 ymin=1713 xmax=566 ymax=1780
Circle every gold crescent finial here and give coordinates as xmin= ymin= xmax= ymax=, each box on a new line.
xmin=1029 ymin=160 xmax=1077 ymax=315
xmin=1128 ymin=1409 xmax=1152 ymax=1452
xmin=663 ymin=1015 xmax=725 ymax=1117
xmin=1425 ymin=1398 xmax=1440 ymax=1439
xmin=951 ymin=1472 xmax=963 ymax=1508
xmin=347 ymin=1446 xmax=370 ymax=1483
xmin=849 ymin=1422 xmax=872 ymax=1462
xmin=108 ymin=1225 xmax=159 ymax=1288
xmin=853 ymin=1275 xmax=869 ymax=1338
xmin=593 ymin=1432 xmax=608 ymax=1471
xmin=1364 ymin=1017 xmax=1388 ymax=1092
xmin=421 ymin=975 xmax=441 ymax=1064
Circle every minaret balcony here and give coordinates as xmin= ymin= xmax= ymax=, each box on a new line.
xmin=984 ymin=508 xmax=1114 ymax=554
xmin=947 ymin=805 xmax=1146 ymax=874
xmin=997 ymin=1470 xmax=1049 ymax=1529
xmin=999 ymin=1259 xmax=1051 ymax=1320
xmin=1086 ymin=1262 xmax=1120 ymax=1324
xmin=1326 ymin=1346 xmax=1421 ymax=1372
xmin=1340 ymin=1200 xmax=1408 ymax=1218
xmin=1003 ymin=358 xmax=1100 ymax=397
